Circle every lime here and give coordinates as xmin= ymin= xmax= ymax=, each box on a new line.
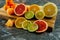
xmin=28 ymin=23 xmax=38 ymax=32
xmin=25 ymin=11 xmax=34 ymax=19
xmin=22 ymin=20 xmax=32 ymax=30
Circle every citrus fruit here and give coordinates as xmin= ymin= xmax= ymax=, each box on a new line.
xmin=3 ymin=5 xmax=10 ymax=10
xmin=5 ymin=19 xmax=14 ymax=27
xmin=25 ymin=11 xmax=34 ymax=19
xmin=43 ymin=2 xmax=58 ymax=17
xmin=34 ymin=20 xmax=48 ymax=33
xmin=28 ymin=4 xmax=40 ymax=13
xmin=7 ymin=8 xmax=14 ymax=15
xmin=28 ymin=23 xmax=38 ymax=32
xmin=35 ymin=11 xmax=45 ymax=20
xmin=22 ymin=20 xmax=32 ymax=30
xmin=15 ymin=17 xmax=26 ymax=28
xmin=14 ymin=3 xmax=27 ymax=16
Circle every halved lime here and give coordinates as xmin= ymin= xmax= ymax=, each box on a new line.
xmin=35 ymin=11 xmax=45 ymax=20
xmin=27 ymin=23 xmax=38 ymax=32
xmin=22 ymin=20 xmax=32 ymax=30
xmin=25 ymin=11 xmax=34 ymax=19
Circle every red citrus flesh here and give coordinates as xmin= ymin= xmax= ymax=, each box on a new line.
xmin=14 ymin=3 xmax=27 ymax=16
xmin=34 ymin=20 xmax=48 ymax=33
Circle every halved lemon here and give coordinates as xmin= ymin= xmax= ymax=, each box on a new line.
xmin=43 ymin=2 xmax=58 ymax=17
xmin=15 ymin=17 xmax=26 ymax=28
xmin=28 ymin=4 xmax=40 ymax=13
xmin=35 ymin=11 xmax=45 ymax=20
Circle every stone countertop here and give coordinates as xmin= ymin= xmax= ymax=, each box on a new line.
xmin=0 ymin=0 xmax=60 ymax=40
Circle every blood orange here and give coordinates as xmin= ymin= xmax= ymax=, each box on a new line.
xmin=14 ymin=3 xmax=27 ymax=16
xmin=34 ymin=20 xmax=48 ymax=33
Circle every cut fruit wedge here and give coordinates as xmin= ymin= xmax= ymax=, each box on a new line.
xmin=28 ymin=23 xmax=38 ymax=32
xmin=34 ymin=20 xmax=48 ymax=33
xmin=35 ymin=11 xmax=45 ymax=20
xmin=25 ymin=11 xmax=34 ymax=19
xmin=14 ymin=3 xmax=27 ymax=16
xmin=22 ymin=20 xmax=32 ymax=30
xmin=15 ymin=17 xmax=26 ymax=28
xmin=28 ymin=4 xmax=40 ymax=13
xmin=43 ymin=2 xmax=58 ymax=17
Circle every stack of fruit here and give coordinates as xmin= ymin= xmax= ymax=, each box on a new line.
xmin=4 ymin=1 xmax=58 ymax=33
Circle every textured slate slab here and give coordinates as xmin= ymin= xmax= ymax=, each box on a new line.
xmin=0 ymin=0 xmax=60 ymax=40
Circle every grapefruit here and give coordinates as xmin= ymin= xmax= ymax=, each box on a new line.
xmin=25 ymin=11 xmax=34 ymax=19
xmin=43 ymin=2 xmax=58 ymax=17
xmin=34 ymin=20 xmax=48 ymax=33
xmin=15 ymin=17 xmax=26 ymax=28
xmin=35 ymin=11 xmax=45 ymax=20
xmin=27 ymin=23 xmax=38 ymax=32
xmin=22 ymin=20 xmax=32 ymax=30
xmin=14 ymin=3 xmax=27 ymax=16
xmin=28 ymin=4 xmax=40 ymax=13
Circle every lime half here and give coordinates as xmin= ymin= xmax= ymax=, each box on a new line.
xmin=25 ymin=11 xmax=34 ymax=19
xmin=28 ymin=23 xmax=38 ymax=32
xmin=22 ymin=20 xmax=32 ymax=30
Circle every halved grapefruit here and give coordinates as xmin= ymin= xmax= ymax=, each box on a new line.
xmin=34 ymin=20 xmax=48 ymax=33
xmin=15 ymin=17 xmax=26 ymax=28
xmin=14 ymin=3 xmax=27 ymax=16
xmin=43 ymin=2 xmax=58 ymax=17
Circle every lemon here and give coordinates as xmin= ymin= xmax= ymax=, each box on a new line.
xmin=35 ymin=11 xmax=45 ymax=20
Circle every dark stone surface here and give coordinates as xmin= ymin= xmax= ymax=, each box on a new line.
xmin=0 ymin=0 xmax=60 ymax=40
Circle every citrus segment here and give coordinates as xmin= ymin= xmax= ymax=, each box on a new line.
xmin=25 ymin=11 xmax=34 ymax=19
xmin=35 ymin=11 xmax=45 ymax=20
xmin=14 ymin=3 xmax=27 ymax=16
xmin=34 ymin=20 xmax=48 ymax=33
xmin=15 ymin=17 xmax=26 ymax=28
xmin=43 ymin=2 xmax=58 ymax=17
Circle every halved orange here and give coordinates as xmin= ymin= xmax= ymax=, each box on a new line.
xmin=15 ymin=17 xmax=26 ymax=28
xmin=28 ymin=4 xmax=40 ymax=13
xmin=43 ymin=2 xmax=58 ymax=17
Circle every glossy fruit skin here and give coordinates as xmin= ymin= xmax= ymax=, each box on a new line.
xmin=34 ymin=20 xmax=48 ymax=33
xmin=14 ymin=3 xmax=27 ymax=16
xmin=7 ymin=8 xmax=14 ymax=15
xmin=4 ymin=0 xmax=16 ymax=10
